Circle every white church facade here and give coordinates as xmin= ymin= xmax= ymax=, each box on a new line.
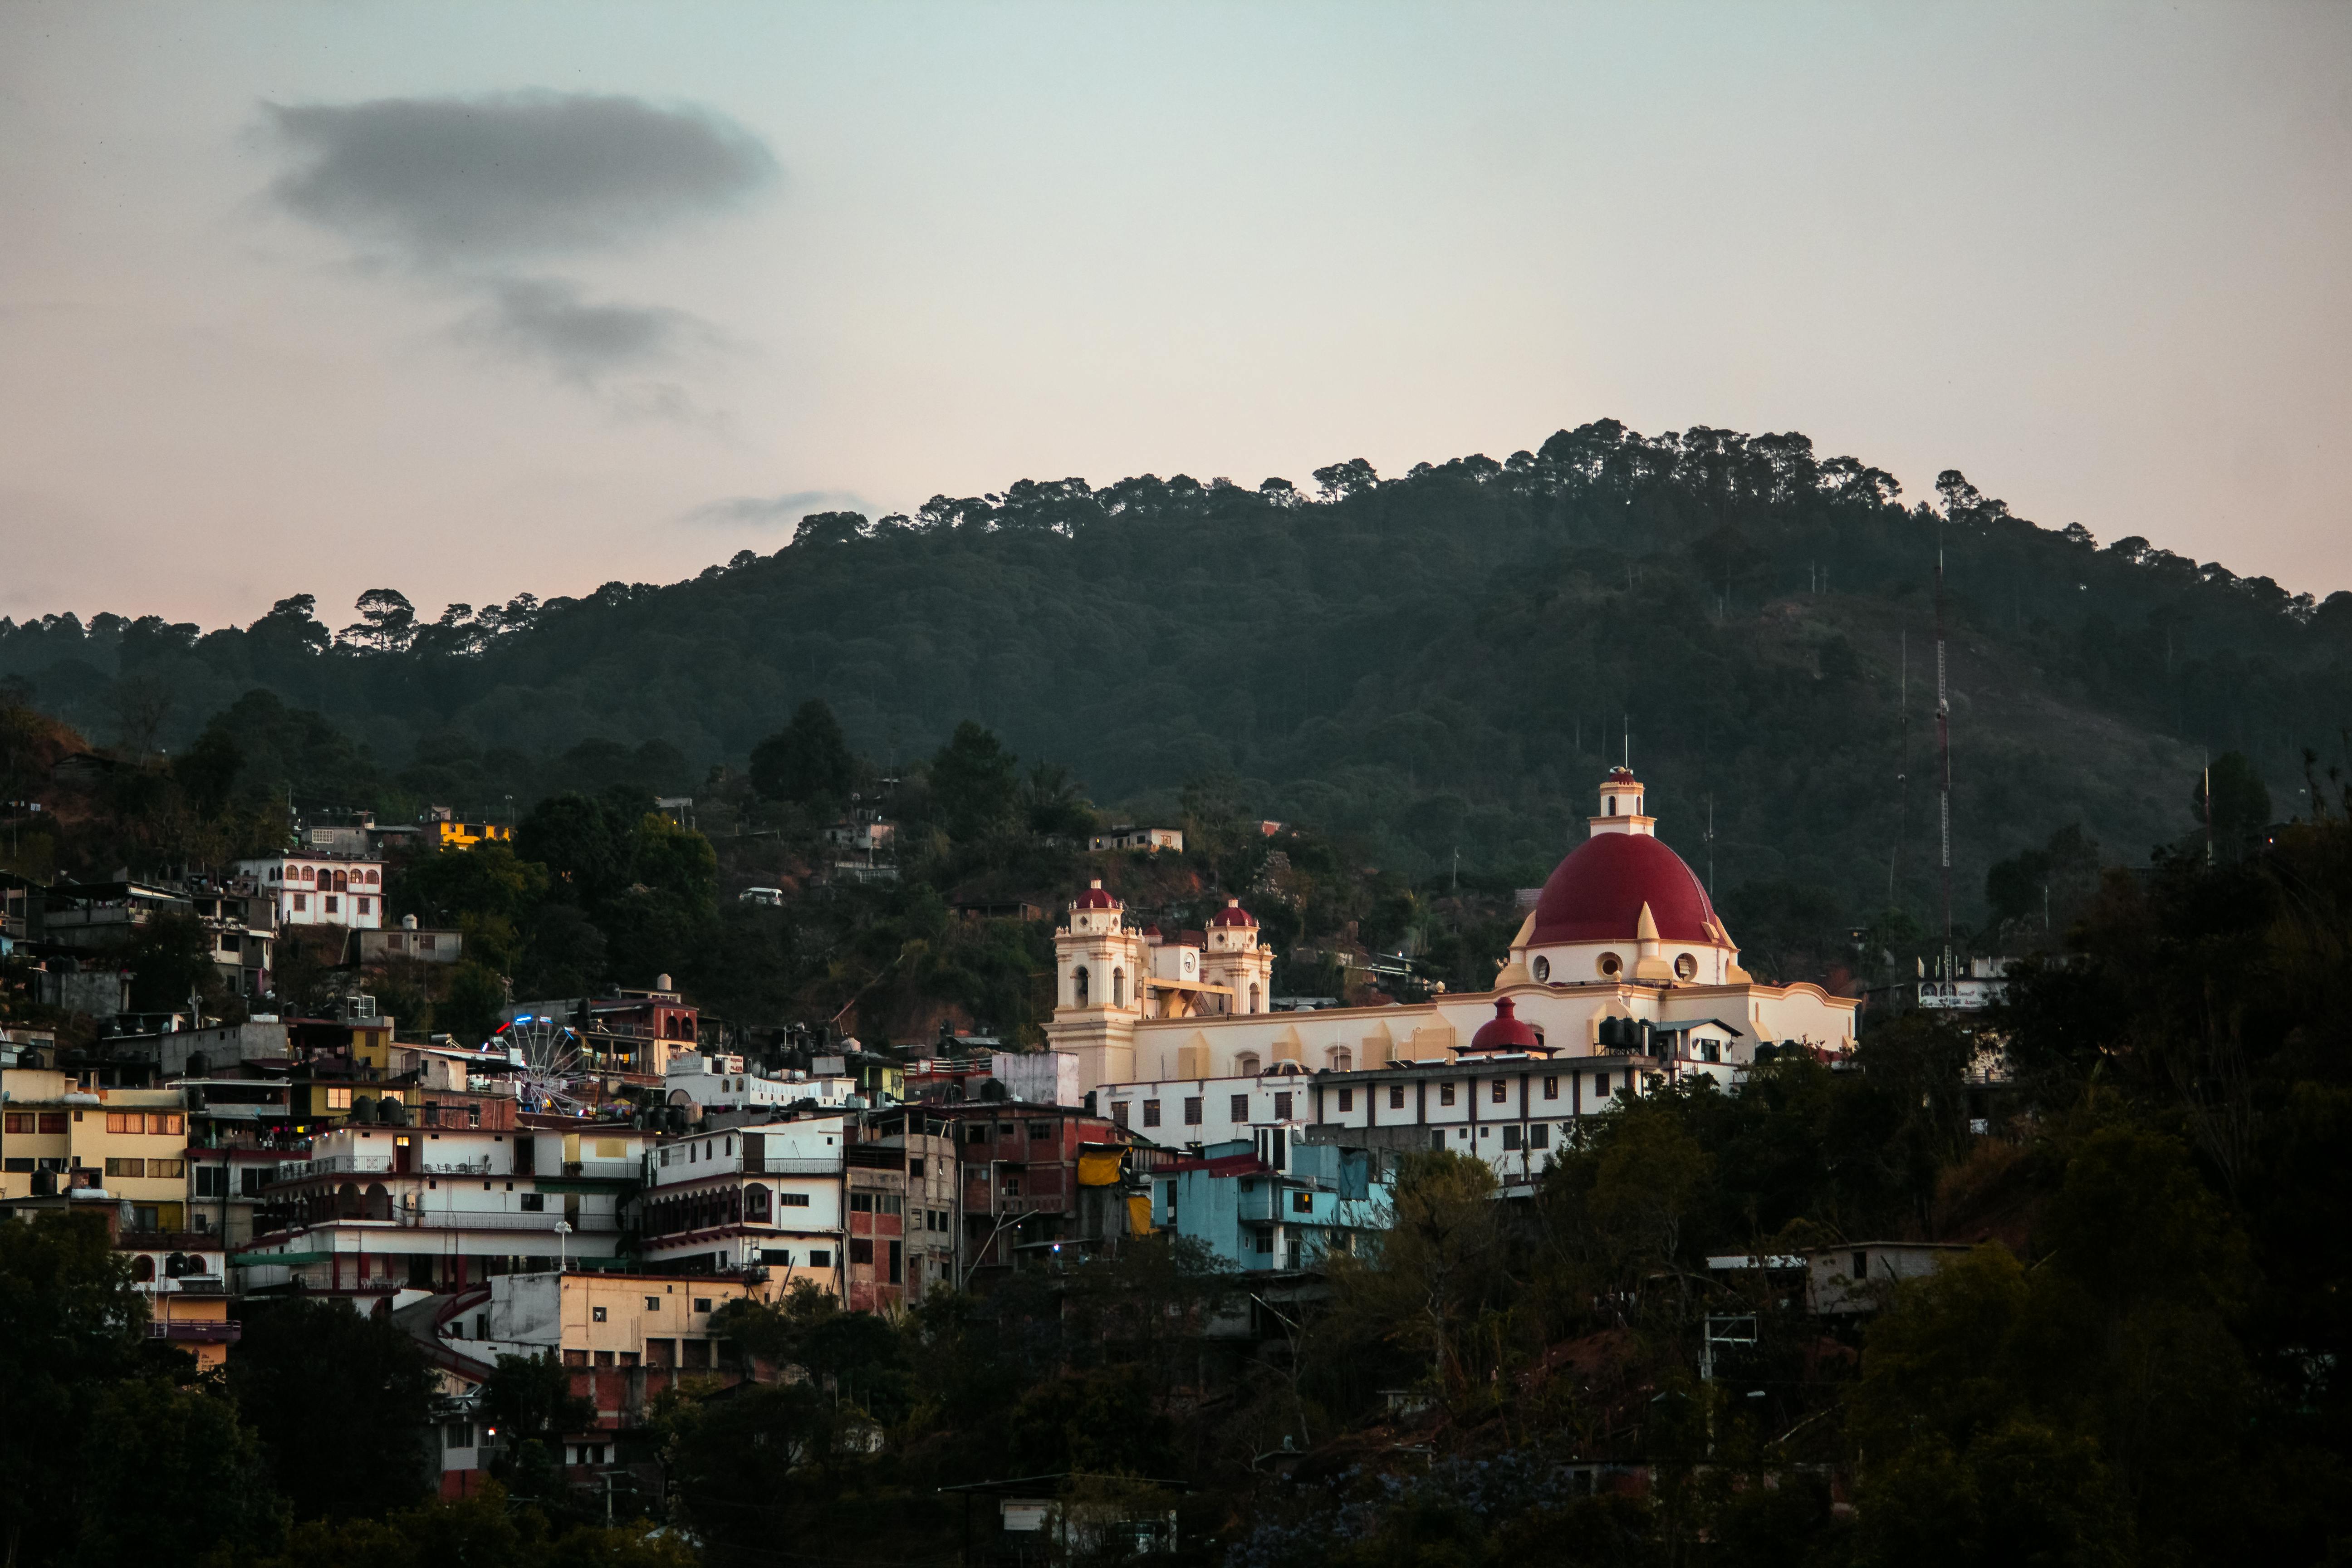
xmin=1044 ymin=768 xmax=1860 ymax=1185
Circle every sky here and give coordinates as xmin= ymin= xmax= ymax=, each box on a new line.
xmin=2 ymin=1 xmax=2347 ymax=631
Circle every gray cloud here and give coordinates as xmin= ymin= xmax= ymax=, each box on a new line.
xmin=462 ymin=277 xmax=710 ymax=382
xmin=685 ymin=490 xmax=866 ymax=528
xmin=265 ymin=91 xmax=776 ymax=261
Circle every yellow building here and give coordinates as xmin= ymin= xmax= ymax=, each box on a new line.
xmin=1 ymin=1069 xmax=192 ymax=1227
xmin=435 ymin=818 xmax=513 ymax=850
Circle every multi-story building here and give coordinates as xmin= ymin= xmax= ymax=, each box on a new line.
xmin=941 ymin=1102 xmax=1149 ymax=1275
xmin=637 ymin=1115 xmax=846 ymax=1289
xmin=662 ymin=1051 xmax=855 ymax=1113
xmin=1154 ymin=1127 xmax=1394 ymax=1272
xmin=506 ymin=982 xmax=701 ymax=1086
xmin=0 ymin=1068 xmax=193 ymax=1223
xmin=235 ymin=1115 xmax=653 ymax=1302
xmin=234 ymin=852 xmax=387 ymax=930
xmin=358 ymin=915 xmax=465 ymax=967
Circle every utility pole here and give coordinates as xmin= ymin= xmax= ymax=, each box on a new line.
xmin=1705 ymin=794 xmax=1716 ymax=898
xmin=1893 ymin=630 xmax=1908 ymax=906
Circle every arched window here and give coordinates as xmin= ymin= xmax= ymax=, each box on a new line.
xmin=1532 ymin=956 xmax=1551 ymax=982
xmin=336 ymin=1181 xmax=362 ymax=1219
xmin=364 ymin=1182 xmax=392 ymax=1220
xmin=1605 ymin=796 xmax=1616 ymax=815
xmin=1112 ymin=969 xmax=1125 ymax=1007
xmin=1328 ymin=1047 xmax=1352 ymax=1072
xmin=745 ymin=1184 xmax=771 ymax=1222
xmin=1235 ymin=1052 xmax=1261 ymax=1077
xmin=333 ymin=869 xmax=348 ymax=892
xmin=1247 ymin=983 xmax=1260 ymax=1014
xmin=1073 ymin=966 xmax=1090 ymax=1006
xmin=1673 ymin=953 xmax=1698 ymax=980
xmin=132 ymin=1254 xmax=155 ymax=1281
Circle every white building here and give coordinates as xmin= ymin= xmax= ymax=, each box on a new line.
xmin=1059 ymin=768 xmax=1861 ymax=1186
xmin=637 ymin=1116 xmax=848 ymax=1284
xmin=662 ymin=1052 xmax=856 ymax=1112
xmin=234 ymin=853 xmax=386 ymax=930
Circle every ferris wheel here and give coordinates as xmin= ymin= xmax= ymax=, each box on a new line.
xmin=496 ymin=1014 xmax=587 ymax=1112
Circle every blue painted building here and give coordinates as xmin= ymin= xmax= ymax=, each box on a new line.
xmin=1152 ymin=1127 xmax=1393 ymax=1271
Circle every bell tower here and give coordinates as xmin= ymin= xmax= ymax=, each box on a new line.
xmin=1590 ymin=767 xmax=1656 ymax=838
xmin=1044 ymin=880 xmax=1143 ymax=1088
xmin=1200 ymin=898 xmax=1274 ymax=1015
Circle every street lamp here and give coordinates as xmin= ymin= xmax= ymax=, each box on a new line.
xmin=554 ymin=1219 xmax=571 ymax=1274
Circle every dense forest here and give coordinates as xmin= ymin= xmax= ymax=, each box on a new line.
xmin=7 ymin=420 xmax=2350 ymax=945
xmin=8 ymin=809 xmax=2349 ymax=1566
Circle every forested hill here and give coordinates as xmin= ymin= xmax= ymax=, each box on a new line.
xmin=7 ymin=420 xmax=2350 ymax=933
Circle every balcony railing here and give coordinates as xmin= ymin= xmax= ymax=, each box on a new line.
xmin=273 ymin=1155 xmax=495 ymax=1180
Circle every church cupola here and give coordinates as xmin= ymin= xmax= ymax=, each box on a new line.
xmin=1590 ymin=767 xmax=1656 ymax=838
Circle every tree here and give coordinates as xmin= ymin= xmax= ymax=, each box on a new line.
xmin=174 ymin=722 xmax=243 ymax=819
xmin=748 ymin=698 xmax=857 ymax=806
xmin=75 ymin=1377 xmax=288 ymax=1565
xmin=227 ymin=1297 xmax=437 ymax=1522
xmin=345 ymin=589 xmax=420 ymax=653
xmin=124 ymin=908 xmax=229 ymax=1015
xmin=0 ymin=1212 xmax=147 ymax=1568
xmin=438 ymin=960 xmax=510 ymax=1043
xmin=928 ymin=721 xmax=1019 ymax=843
xmin=517 ymin=793 xmax=626 ymax=904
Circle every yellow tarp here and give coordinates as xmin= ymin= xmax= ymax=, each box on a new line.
xmin=1078 ymin=1150 xmax=1125 ymax=1187
xmin=1126 ymin=1195 xmax=1156 ymax=1235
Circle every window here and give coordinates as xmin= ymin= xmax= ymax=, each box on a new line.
xmin=1852 ymin=1250 xmax=1869 ymax=1280
xmin=1338 ymin=1088 xmax=1353 ymax=1112
xmin=1247 ymin=983 xmax=1260 ymax=1013
xmin=1328 ymin=1046 xmax=1352 ymax=1072
xmin=1291 ymin=1190 xmax=1313 ymax=1213
xmin=107 ymin=1112 xmax=137 ymax=1133
xmin=1389 ymin=1084 xmax=1406 ymax=1110
xmin=356 ymin=897 xmax=372 ymax=916
xmin=693 ymin=1298 xmax=713 ymax=1313
xmin=1533 ymin=956 xmax=1551 ymax=982
xmin=325 ymin=896 xmax=339 ymax=914
xmin=1502 ymin=1126 xmax=1522 ymax=1150
xmin=1002 ymin=1175 xmax=1021 ymax=1197
xmin=1027 ymin=1121 xmax=1053 ymax=1141
xmin=38 ymin=1112 xmax=65 ymax=1134
xmin=592 ymin=1306 xmax=608 ymax=1323
xmin=1112 ymin=969 xmax=1125 ymax=1007
xmin=646 ymin=1296 xmax=661 ymax=1311
xmin=325 ymin=1087 xmax=353 ymax=1110
xmin=147 ymin=1160 xmax=183 ymax=1179
xmin=1543 ymin=1075 xmax=1559 ymax=1100
xmin=240 ymin=1167 xmax=266 ymax=1196
xmin=849 ymin=1239 xmax=874 ymax=1265
xmin=1430 ymin=1131 xmax=1445 ymax=1150
xmin=1597 ymin=952 xmax=1622 ymax=979
xmin=1111 ymin=1102 xmax=1130 ymax=1128
xmin=195 ymin=1165 xmax=226 ymax=1197
xmin=1594 ymin=1072 xmax=1612 ymax=1099
xmin=1142 ymin=1100 xmax=1161 ymax=1128
xmin=808 ymin=1249 xmax=831 ymax=1267
xmin=1235 ymin=1053 xmax=1260 ymax=1077
xmin=1491 ymin=1079 xmax=1508 ymax=1104
xmin=443 ymin=1421 xmax=473 ymax=1450
xmin=520 ymin=1192 xmax=544 ymax=1211
xmin=1 ymin=1112 xmax=26 ymax=1133
xmin=850 ymin=1192 xmax=874 ymax=1212
xmin=1183 ymin=1097 xmax=1202 ymax=1126
xmin=1073 ymin=966 xmax=1089 ymax=1006
xmin=1254 ymin=1230 xmax=1274 ymax=1254
xmin=964 ymin=1124 xmax=988 ymax=1144
xmin=779 ymin=1191 xmax=810 ymax=1207
xmin=151 ymin=1113 xmax=181 ymax=1135
xmin=293 ymin=893 xmax=307 ymax=911
xmin=881 ymin=1195 xmax=904 ymax=1215
xmin=1440 ymin=1083 xmax=1456 ymax=1107
xmin=1230 ymin=1094 xmax=1249 ymax=1120
xmin=909 ymin=1157 xmax=926 ymax=1178
xmin=1273 ymin=1091 xmax=1293 ymax=1120
xmin=105 ymin=1158 xmax=145 ymax=1178
xmin=1531 ymin=1124 xmax=1550 ymax=1149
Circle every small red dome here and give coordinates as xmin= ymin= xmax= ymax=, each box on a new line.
xmin=1530 ymin=833 xmax=1726 ymax=946
xmin=1073 ymin=879 xmax=1119 ymax=909
xmin=1469 ymin=997 xmax=1540 ymax=1052
xmin=1209 ymin=898 xmax=1256 ymax=927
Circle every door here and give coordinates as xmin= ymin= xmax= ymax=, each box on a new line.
xmin=392 ymin=1137 xmax=414 ymax=1175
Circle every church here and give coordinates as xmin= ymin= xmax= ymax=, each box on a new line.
xmin=1044 ymin=768 xmax=1860 ymax=1182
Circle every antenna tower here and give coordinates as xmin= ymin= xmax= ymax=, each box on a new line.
xmin=1893 ymin=630 xmax=1909 ymax=905
xmin=1936 ymin=526 xmax=1953 ymax=984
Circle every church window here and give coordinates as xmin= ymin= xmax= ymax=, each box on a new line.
xmin=1112 ymin=969 xmax=1125 ymax=1007
xmin=1247 ymin=984 xmax=1260 ymax=1014
xmin=1532 ymin=956 xmax=1550 ymax=982
xmin=1597 ymin=952 xmax=1623 ymax=979
xmin=1328 ymin=1047 xmax=1351 ymax=1072
xmin=1674 ymin=953 xmax=1698 ymax=980
xmin=1235 ymin=1053 xmax=1260 ymax=1077
xmin=1605 ymin=796 xmax=1616 ymax=814
xmin=1073 ymin=967 xmax=1089 ymax=1006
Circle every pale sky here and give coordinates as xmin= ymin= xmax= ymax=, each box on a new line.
xmin=3 ymin=2 xmax=2347 ymax=629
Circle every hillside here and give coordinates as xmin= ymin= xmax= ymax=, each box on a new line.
xmin=6 ymin=421 xmax=2347 ymax=941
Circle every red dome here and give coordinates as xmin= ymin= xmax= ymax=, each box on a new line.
xmin=1469 ymin=997 xmax=1540 ymax=1052
xmin=1209 ymin=898 xmax=1256 ymax=927
xmin=1529 ymin=833 xmax=1727 ymax=947
xmin=1073 ymin=879 xmax=1119 ymax=909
